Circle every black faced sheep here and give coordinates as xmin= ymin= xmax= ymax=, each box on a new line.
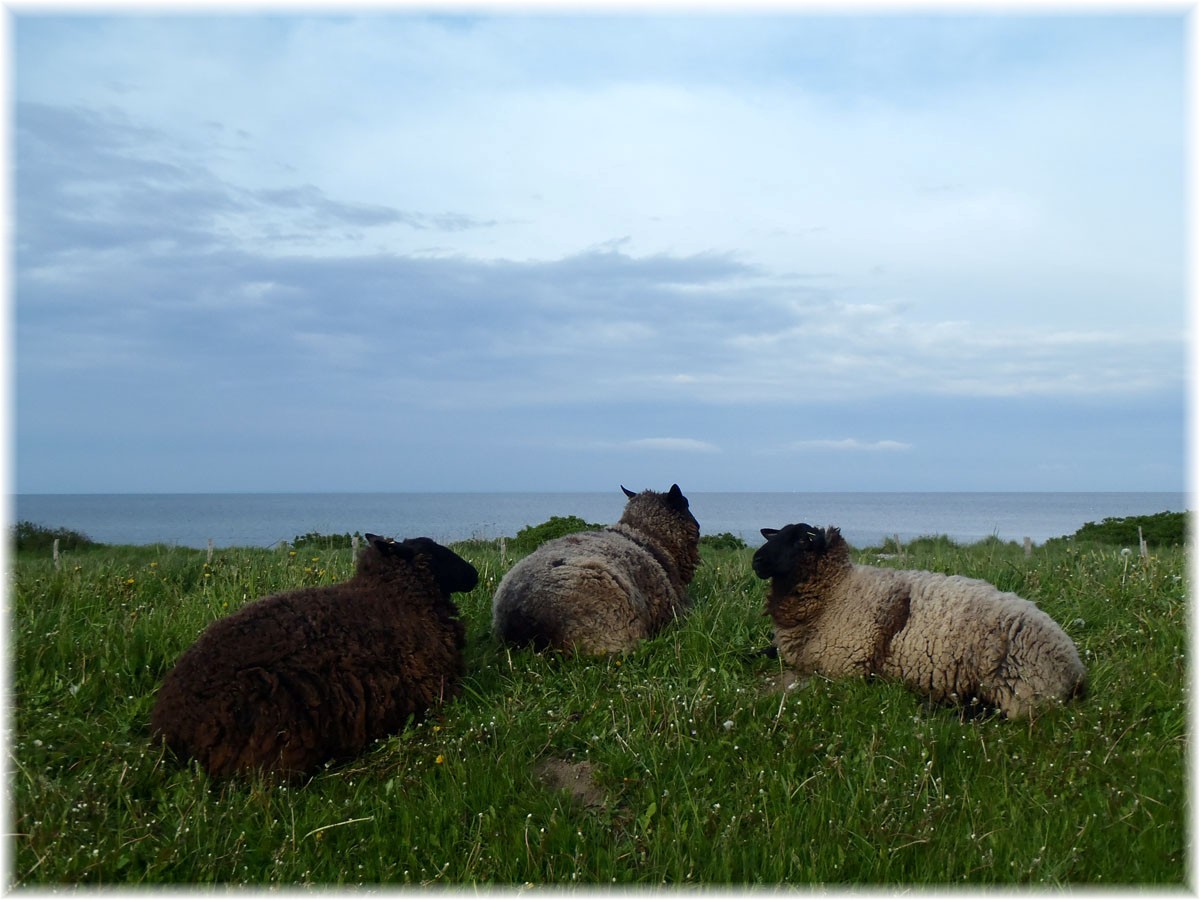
xmin=752 ymin=523 xmax=1086 ymax=719
xmin=491 ymin=484 xmax=701 ymax=655
xmin=150 ymin=534 xmax=478 ymax=778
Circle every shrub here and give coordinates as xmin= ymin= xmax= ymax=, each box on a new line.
xmin=12 ymin=521 xmax=101 ymax=553
xmin=509 ymin=515 xmax=603 ymax=554
xmin=1054 ymin=511 xmax=1189 ymax=548
xmin=700 ymin=531 xmax=748 ymax=551
xmin=290 ymin=531 xmax=364 ymax=550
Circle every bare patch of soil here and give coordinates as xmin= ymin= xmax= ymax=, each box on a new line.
xmin=534 ymin=757 xmax=605 ymax=809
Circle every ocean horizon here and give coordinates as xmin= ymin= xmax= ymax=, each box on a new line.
xmin=11 ymin=491 xmax=1188 ymax=551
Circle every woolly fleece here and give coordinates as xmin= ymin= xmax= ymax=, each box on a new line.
xmin=492 ymin=484 xmax=701 ymax=655
xmin=151 ymin=535 xmax=477 ymax=777
xmin=753 ymin=523 xmax=1086 ymax=719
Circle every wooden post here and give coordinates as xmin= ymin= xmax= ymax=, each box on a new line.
xmin=1023 ymin=536 xmax=1032 ymax=559
xmin=351 ymin=534 xmax=359 ymax=557
xmin=207 ymin=539 xmax=214 ymax=564
xmin=500 ymin=536 xmax=507 ymax=567
xmin=893 ymin=534 xmax=902 ymax=557
xmin=1139 ymin=526 xmax=1148 ymax=560
xmin=53 ymin=538 xmax=60 ymax=571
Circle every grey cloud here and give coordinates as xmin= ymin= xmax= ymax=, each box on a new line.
xmin=15 ymin=101 xmax=498 ymax=272
xmin=16 ymin=99 xmax=1183 ymax=420
xmin=16 ymin=103 xmax=235 ymax=265
xmin=14 ymin=99 xmax=771 ymax=406
xmin=249 ymin=185 xmax=498 ymax=231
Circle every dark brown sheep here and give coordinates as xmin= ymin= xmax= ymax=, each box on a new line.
xmin=150 ymin=534 xmax=478 ymax=778
xmin=491 ymin=484 xmax=701 ymax=655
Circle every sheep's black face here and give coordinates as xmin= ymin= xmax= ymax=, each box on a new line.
xmin=410 ymin=537 xmax=480 ymax=595
xmin=752 ymin=523 xmax=828 ymax=583
xmin=367 ymin=534 xmax=479 ymax=595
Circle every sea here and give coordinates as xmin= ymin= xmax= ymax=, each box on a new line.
xmin=11 ymin=491 xmax=1189 ymax=551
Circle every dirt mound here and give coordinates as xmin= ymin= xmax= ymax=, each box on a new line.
xmin=534 ymin=757 xmax=605 ymax=809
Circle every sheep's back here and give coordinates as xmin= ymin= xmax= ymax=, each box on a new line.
xmin=883 ymin=569 xmax=1086 ymax=712
xmin=492 ymin=529 xmax=681 ymax=653
xmin=151 ymin=578 xmax=465 ymax=776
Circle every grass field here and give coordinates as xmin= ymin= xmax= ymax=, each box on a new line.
xmin=7 ymin=530 xmax=1188 ymax=886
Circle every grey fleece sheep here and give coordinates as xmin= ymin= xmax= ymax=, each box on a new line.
xmin=151 ymin=534 xmax=478 ymax=777
xmin=752 ymin=523 xmax=1086 ymax=719
xmin=492 ymin=484 xmax=701 ymax=655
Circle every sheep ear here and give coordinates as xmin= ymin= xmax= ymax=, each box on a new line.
xmin=369 ymin=534 xmax=412 ymax=559
xmin=760 ymin=528 xmax=779 ymax=539
xmin=666 ymin=483 xmax=689 ymax=510
xmin=622 ymin=485 xmax=637 ymax=499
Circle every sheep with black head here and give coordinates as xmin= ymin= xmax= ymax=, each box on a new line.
xmin=753 ymin=523 xmax=1086 ymax=719
xmin=151 ymin=534 xmax=477 ymax=778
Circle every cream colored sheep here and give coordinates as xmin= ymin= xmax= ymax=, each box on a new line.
xmin=752 ymin=523 xmax=1086 ymax=719
xmin=491 ymin=484 xmax=701 ymax=655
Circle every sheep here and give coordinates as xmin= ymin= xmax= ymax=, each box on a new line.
xmin=751 ymin=523 xmax=1086 ymax=719
xmin=492 ymin=484 xmax=701 ymax=655
xmin=150 ymin=534 xmax=478 ymax=778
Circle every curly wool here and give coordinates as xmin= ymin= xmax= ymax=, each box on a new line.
xmin=753 ymin=523 xmax=1086 ymax=719
xmin=492 ymin=484 xmax=701 ymax=655
xmin=150 ymin=535 xmax=477 ymax=777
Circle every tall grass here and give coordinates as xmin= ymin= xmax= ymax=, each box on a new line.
xmin=8 ymin=534 xmax=1187 ymax=885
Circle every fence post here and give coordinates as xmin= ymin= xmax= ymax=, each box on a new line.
xmin=207 ymin=539 xmax=214 ymax=565
xmin=351 ymin=534 xmax=359 ymax=557
xmin=500 ymin=536 xmax=507 ymax=567
xmin=1138 ymin=526 xmax=1148 ymax=560
xmin=53 ymin=538 xmax=60 ymax=571
xmin=1023 ymin=536 xmax=1032 ymax=559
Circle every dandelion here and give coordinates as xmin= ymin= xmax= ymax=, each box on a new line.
xmin=435 ymin=755 xmax=445 ymax=765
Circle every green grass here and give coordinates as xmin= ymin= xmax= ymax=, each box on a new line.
xmin=9 ymin=534 xmax=1188 ymax=886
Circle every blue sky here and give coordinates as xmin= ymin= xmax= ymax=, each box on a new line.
xmin=10 ymin=10 xmax=1189 ymax=493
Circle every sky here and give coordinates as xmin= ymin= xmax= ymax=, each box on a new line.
xmin=8 ymin=6 xmax=1190 ymax=494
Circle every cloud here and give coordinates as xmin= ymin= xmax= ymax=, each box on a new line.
xmin=250 ymin=185 xmax=498 ymax=232
xmin=11 ymin=15 xmax=1185 ymax=495
xmin=625 ymin=438 xmax=721 ymax=454
xmin=785 ymin=439 xmax=913 ymax=453
xmin=14 ymin=101 xmax=498 ymax=272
